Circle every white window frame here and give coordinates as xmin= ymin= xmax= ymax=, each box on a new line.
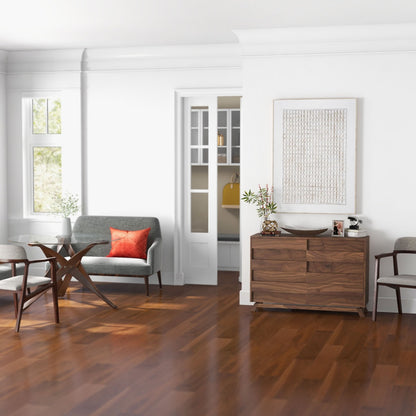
xmin=22 ymin=91 xmax=82 ymax=219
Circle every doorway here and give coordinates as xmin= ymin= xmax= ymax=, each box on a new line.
xmin=217 ymin=97 xmax=240 ymax=279
xmin=175 ymin=90 xmax=241 ymax=286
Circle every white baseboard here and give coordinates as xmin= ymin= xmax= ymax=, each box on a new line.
xmin=174 ymin=271 xmax=184 ymax=286
xmin=239 ymin=289 xmax=254 ymax=306
xmin=371 ymin=296 xmax=416 ymax=314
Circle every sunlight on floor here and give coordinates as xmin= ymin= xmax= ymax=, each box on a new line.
xmin=86 ymin=322 xmax=147 ymax=335
xmin=185 ymin=296 xmax=206 ymax=299
xmin=139 ymin=303 xmax=187 ymax=310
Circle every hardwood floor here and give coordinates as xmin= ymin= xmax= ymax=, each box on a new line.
xmin=0 ymin=272 xmax=415 ymax=415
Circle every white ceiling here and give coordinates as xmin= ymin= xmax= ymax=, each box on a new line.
xmin=2 ymin=0 xmax=416 ymax=51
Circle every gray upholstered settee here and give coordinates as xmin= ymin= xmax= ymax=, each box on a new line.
xmin=71 ymin=216 xmax=162 ymax=296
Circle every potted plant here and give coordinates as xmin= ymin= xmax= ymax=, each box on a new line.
xmin=53 ymin=192 xmax=80 ymax=236
xmin=242 ymin=184 xmax=279 ymax=235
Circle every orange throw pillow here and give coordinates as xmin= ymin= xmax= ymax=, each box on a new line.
xmin=107 ymin=227 xmax=151 ymax=259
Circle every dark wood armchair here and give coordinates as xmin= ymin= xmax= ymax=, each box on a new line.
xmin=0 ymin=244 xmax=59 ymax=332
xmin=373 ymin=237 xmax=416 ymax=321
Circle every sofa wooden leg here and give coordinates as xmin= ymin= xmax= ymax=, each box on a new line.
xmin=144 ymin=276 xmax=149 ymax=296
xmin=157 ymin=271 xmax=162 ymax=289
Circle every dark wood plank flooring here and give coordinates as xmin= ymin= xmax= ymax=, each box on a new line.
xmin=0 ymin=272 xmax=415 ymax=415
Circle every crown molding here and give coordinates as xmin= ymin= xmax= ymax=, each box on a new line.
xmin=7 ymin=49 xmax=85 ymax=73
xmin=83 ymin=44 xmax=242 ymax=71
xmin=5 ymin=44 xmax=241 ymax=75
xmin=234 ymin=23 xmax=416 ymax=56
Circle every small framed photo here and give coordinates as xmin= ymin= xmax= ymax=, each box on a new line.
xmin=332 ymin=220 xmax=344 ymax=237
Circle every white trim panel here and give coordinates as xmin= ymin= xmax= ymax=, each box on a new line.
xmin=234 ymin=23 xmax=416 ymax=56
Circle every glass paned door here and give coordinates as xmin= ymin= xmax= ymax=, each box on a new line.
xmin=183 ymin=97 xmax=218 ymax=285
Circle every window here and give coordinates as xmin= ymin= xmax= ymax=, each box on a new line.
xmin=23 ymin=96 xmax=68 ymax=217
xmin=31 ymin=98 xmax=63 ymax=214
xmin=22 ymin=91 xmax=81 ymax=219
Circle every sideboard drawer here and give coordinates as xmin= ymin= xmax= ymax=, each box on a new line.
xmin=251 ymin=238 xmax=306 ymax=250
xmin=307 ymin=251 xmax=364 ymax=263
xmin=251 ymin=259 xmax=306 ymax=273
xmin=252 ymin=280 xmax=307 ymax=304
xmin=252 ymin=248 xmax=306 ymax=261
xmin=308 ymin=239 xmax=365 ymax=252
xmin=308 ymin=262 xmax=364 ymax=274
xmin=252 ymin=270 xmax=306 ymax=283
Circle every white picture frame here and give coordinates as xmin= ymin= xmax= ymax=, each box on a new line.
xmin=332 ymin=220 xmax=345 ymax=237
xmin=273 ymin=98 xmax=356 ymax=213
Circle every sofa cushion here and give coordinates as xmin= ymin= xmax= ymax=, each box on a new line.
xmin=80 ymin=256 xmax=152 ymax=276
xmin=107 ymin=227 xmax=150 ymax=259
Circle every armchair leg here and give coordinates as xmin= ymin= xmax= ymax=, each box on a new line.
xmin=52 ymin=285 xmax=60 ymax=324
xmin=372 ymin=283 xmax=379 ymax=322
xmin=396 ymin=287 xmax=402 ymax=314
xmin=13 ymin=293 xmax=18 ymax=318
xmin=157 ymin=271 xmax=162 ymax=289
xmin=15 ymin=291 xmax=25 ymax=332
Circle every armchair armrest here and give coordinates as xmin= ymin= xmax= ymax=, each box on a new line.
xmin=374 ymin=251 xmax=397 ymax=280
xmin=147 ymin=238 xmax=162 ymax=273
xmin=374 ymin=252 xmax=394 ymax=260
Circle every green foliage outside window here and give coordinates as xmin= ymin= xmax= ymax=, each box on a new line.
xmin=32 ymin=98 xmax=47 ymax=134
xmin=48 ymin=99 xmax=61 ymax=134
xmin=31 ymin=97 xmax=63 ymax=214
xmin=32 ymin=98 xmax=61 ymax=134
xmin=33 ymin=146 xmax=62 ymax=213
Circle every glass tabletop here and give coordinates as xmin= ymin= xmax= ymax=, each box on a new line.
xmin=9 ymin=234 xmax=109 ymax=246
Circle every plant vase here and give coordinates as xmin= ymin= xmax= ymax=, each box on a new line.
xmin=61 ymin=217 xmax=72 ymax=236
xmin=261 ymin=217 xmax=278 ymax=236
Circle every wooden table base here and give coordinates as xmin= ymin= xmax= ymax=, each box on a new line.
xmin=30 ymin=242 xmax=117 ymax=309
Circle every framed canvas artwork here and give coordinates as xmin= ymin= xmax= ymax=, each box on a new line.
xmin=273 ymin=98 xmax=357 ymax=213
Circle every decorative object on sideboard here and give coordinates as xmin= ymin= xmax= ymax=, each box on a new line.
xmin=348 ymin=216 xmax=362 ymax=230
xmin=241 ymin=184 xmax=278 ymax=235
xmin=281 ymin=226 xmax=327 ymax=236
xmin=262 ymin=219 xmax=279 ymax=236
xmin=345 ymin=216 xmax=368 ymax=237
xmin=332 ymin=220 xmax=344 ymax=237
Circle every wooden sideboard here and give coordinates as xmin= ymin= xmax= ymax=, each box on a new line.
xmin=250 ymin=233 xmax=369 ymax=316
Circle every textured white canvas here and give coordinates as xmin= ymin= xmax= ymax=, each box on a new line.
xmin=274 ymin=99 xmax=356 ymax=213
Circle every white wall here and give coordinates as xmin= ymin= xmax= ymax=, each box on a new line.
xmin=237 ymin=24 xmax=416 ymax=313
xmin=0 ymin=51 xmax=7 ymax=242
